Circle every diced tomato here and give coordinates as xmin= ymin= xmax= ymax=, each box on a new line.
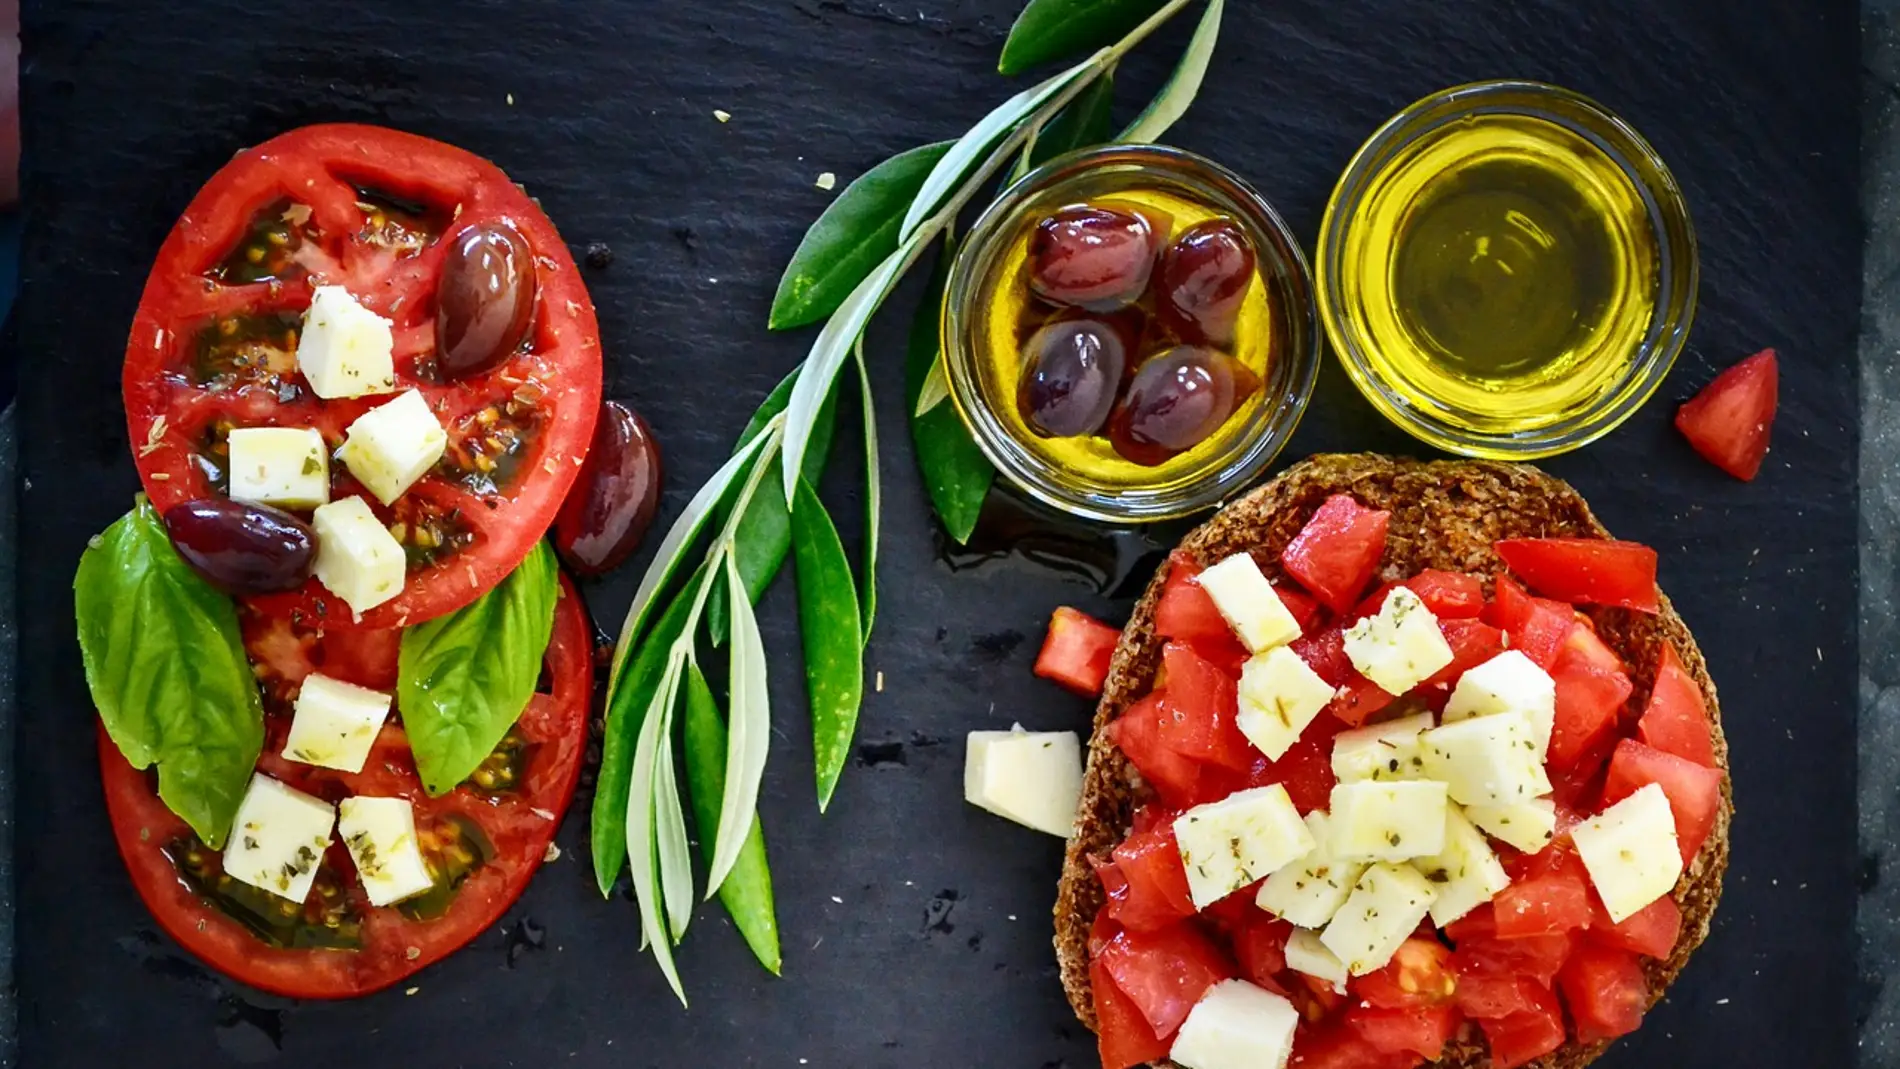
xmin=1281 ymin=494 xmax=1391 ymax=612
xmin=1495 ymin=538 xmax=1661 ymax=613
xmin=1157 ymin=642 xmax=1254 ymax=773
xmin=1090 ymin=957 xmax=1170 ymax=1069
xmin=1229 ymin=911 xmax=1292 ymax=991
xmin=1492 ymin=862 xmax=1594 ymax=938
xmin=1241 ymin=726 xmax=1340 ymax=813
xmin=1290 ymin=1022 xmax=1420 ymax=1069
xmin=1153 ymin=551 xmax=1249 ymax=671
xmin=1558 ymin=943 xmax=1649 ymax=1044
xmin=1588 ymin=891 xmax=1683 ymax=960
xmin=1033 ymin=606 xmax=1121 ymax=697
xmin=1479 ymin=983 xmax=1567 ymax=1069
xmin=1112 ymin=694 xmax=1205 ymax=808
xmin=1548 ymin=638 xmax=1634 ymax=770
xmin=1638 ymin=643 xmax=1718 ymax=768
xmin=1563 ymin=618 xmax=1625 ymax=673
xmin=1328 ymin=677 xmax=1398 ymax=727
xmin=1481 ymin=576 xmax=1575 ymax=669
xmin=1405 ymin=569 xmax=1487 ymax=618
xmin=1452 ymin=929 xmax=1576 ymax=989
xmin=1454 ymin=972 xmax=1549 ymax=1020
xmin=1202 ymin=881 xmax=1264 ymax=933
xmin=1348 ymin=1003 xmax=1462 ymax=1060
xmin=1292 ymin=626 xmax=1357 ymax=686
xmin=1275 ymin=582 xmax=1324 ymax=634
xmin=1603 ymin=739 xmax=1725 ymax=864
xmin=1353 ymin=938 xmax=1457 ymax=1008
xmin=1088 ymin=901 xmax=1121 ymax=957
xmin=1676 ymin=348 xmax=1778 ymax=481
xmin=1422 ymin=618 xmax=1507 ymax=689
xmin=1107 ymin=821 xmax=1196 ymax=933
xmin=1096 ymin=923 xmax=1236 ymax=1038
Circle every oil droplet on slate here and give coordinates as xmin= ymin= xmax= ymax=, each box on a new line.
xmin=504 ymin=916 xmax=547 ymax=968
xmin=937 ymin=482 xmax=1187 ymax=598
xmin=214 ymin=997 xmax=284 ymax=1064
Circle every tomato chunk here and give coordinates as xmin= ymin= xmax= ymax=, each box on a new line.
xmin=1240 ymin=725 xmax=1340 ymax=814
xmin=1275 ymin=582 xmax=1324 ymax=634
xmin=1676 ymin=348 xmax=1778 ymax=481
xmin=1422 ymin=618 xmax=1507 ymax=690
xmin=1558 ymin=943 xmax=1649 ymax=1043
xmin=1348 ymin=1003 xmax=1461 ymax=1060
xmin=1495 ymin=538 xmax=1661 ymax=613
xmin=1479 ymin=982 xmax=1567 ymax=1069
xmin=1481 ymin=577 xmax=1575 ymax=669
xmin=1405 ymin=568 xmax=1488 ymax=618
xmin=1157 ymin=642 xmax=1254 ymax=773
xmin=1637 ymin=643 xmax=1718 ymax=768
xmin=1229 ymin=912 xmax=1292 ymax=992
xmin=1548 ymin=637 xmax=1634 ymax=770
xmin=1290 ymin=626 xmax=1394 ymax=728
xmin=1281 ymin=494 xmax=1391 ymax=612
xmin=1492 ymin=859 xmax=1594 ymax=938
xmin=1153 ymin=551 xmax=1249 ymax=671
xmin=1033 ymin=607 xmax=1120 ymax=697
xmin=1603 ymin=739 xmax=1725 ymax=864
xmin=1291 ymin=1022 xmax=1420 ymax=1069
xmin=1588 ymin=891 xmax=1683 ymax=960
xmin=1112 ymin=694 xmax=1205 ymax=808
xmin=1106 ymin=819 xmax=1196 ymax=933
xmin=1096 ymin=923 xmax=1236 ymax=1038
xmin=1352 ymin=938 xmax=1457 ymax=1008
xmin=1091 ymin=957 xmax=1170 ymax=1069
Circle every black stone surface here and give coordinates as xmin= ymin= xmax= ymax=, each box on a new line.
xmin=10 ymin=1 xmax=1859 ymax=1067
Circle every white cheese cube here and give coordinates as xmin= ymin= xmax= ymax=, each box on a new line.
xmin=1413 ymin=807 xmax=1511 ymax=926
xmin=1464 ymin=797 xmax=1560 ymax=855
xmin=1284 ymin=927 xmax=1349 ymax=992
xmin=340 ymin=390 xmax=448 ymax=505
xmin=1328 ymin=780 xmax=1449 ymax=862
xmin=1444 ymin=650 xmax=1556 ymax=759
xmin=962 ymin=726 xmax=1083 ymax=838
xmin=226 ymin=426 xmax=330 ymax=510
xmin=311 ymin=496 xmax=406 ymax=615
xmin=1342 ymin=587 xmax=1454 ymax=695
xmin=1194 ymin=553 xmax=1303 ymax=653
xmin=284 ymin=672 xmax=393 ymax=773
xmin=337 ymin=796 xmax=436 ymax=907
xmin=222 ymin=774 xmax=336 ymax=903
xmin=1236 ymin=647 xmax=1339 ymax=761
xmin=1174 ymin=785 xmax=1315 ymax=909
xmin=1169 ymin=979 xmax=1300 ymax=1069
xmin=297 ymin=285 xmax=398 ymax=399
xmin=1320 ymin=862 xmax=1440 ymax=976
xmin=1256 ymin=811 xmax=1368 ymax=928
xmin=1572 ymin=783 xmax=1683 ymax=923
xmin=1331 ymin=712 xmax=1435 ymax=783
xmin=1418 ymin=712 xmax=1553 ymax=807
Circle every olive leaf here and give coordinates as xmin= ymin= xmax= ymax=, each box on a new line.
xmin=681 ymin=664 xmax=781 ymax=974
xmin=706 ymin=554 xmax=772 ymax=894
xmin=998 ymin=0 xmax=1172 ymax=75
xmin=1120 ymin=0 xmax=1223 ymax=143
xmin=626 ymin=650 xmax=688 ymax=1000
xmin=854 ymin=338 xmax=881 ymax=645
xmin=906 ymin=248 xmax=994 ymax=545
xmin=655 ymin=710 xmax=694 ymax=940
xmin=769 ymin=141 xmax=953 ymax=331
xmin=1013 ymin=68 xmax=1118 ymax=182
xmin=791 ymin=477 xmax=866 ymax=811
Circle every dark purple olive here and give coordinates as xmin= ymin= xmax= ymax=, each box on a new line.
xmin=165 ymin=498 xmax=316 ymax=596
xmin=1106 ymin=346 xmax=1260 ymax=466
xmin=436 ymin=221 xmax=536 ymax=379
xmin=1016 ymin=318 xmax=1126 ymax=438
xmin=1154 ymin=218 xmax=1256 ymax=346
xmin=1027 ymin=205 xmax=1157 ymax=312
xmin=554 ymin=401 xmax=663 ymax=576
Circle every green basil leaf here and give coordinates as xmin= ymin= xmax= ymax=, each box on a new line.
xmin=769 ymin=141 xmax=953 ymax=332
xmin=399 ymin=540 xmax=559 ymax=797
xmin=681 ymin=662 xmax=781 ymax=974
xmin=1119 ymin=0 xmax=1222 ymax=143
xmin=74 ymin=497 xmax=263 ymax=848
xmin=905 ymin=247 xmax=993 ymax=544
xmin=790 ymin=478 xmax=864 ymax=811
xmin=998 ymin=0 xmax=1169 ymax=75
xmin=1022 ymin=69 xmax=1117 ymax=176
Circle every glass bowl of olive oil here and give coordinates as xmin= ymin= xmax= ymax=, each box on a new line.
xmin=943 ymin=145 xmax=1320 ymax=523
xmin=1318 ymin=81 xmax=1697 ymax=458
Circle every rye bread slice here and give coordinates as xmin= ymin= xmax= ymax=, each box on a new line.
xmin=1053 ymin=453 xmax=1732 ymax=1069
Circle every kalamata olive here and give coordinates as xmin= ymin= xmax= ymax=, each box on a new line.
xmin=436 ymin=221 xmax=536 ymax=379
xmin=164 ymin=498 xmax=316 ymax=596
xmin=1027 ymin=205 xmax=1157 ymax=312
xmin=1106 ymin=346 xmax=1260 ymax=466
xmin=553 ymin=401 xmax=663 ymax=576
xmin=1017 ymin=318 xmax=1126 ymax=438
xmin=1154 ymin=218 xmax=1256 ymax=346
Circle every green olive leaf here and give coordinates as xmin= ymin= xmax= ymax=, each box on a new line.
xmin=769 ymin=141 xmax=953 ymax=331
xmin=905 ymin=247 xmax=993 ymax=545
xmin=1119 ymin=0 xmax=1223 ymax=143
xmin=626 ymin=649 xmax=688 ymax=1002
xmin=706 ymin=554 xmax=771 ymax=891
xmin=790 ymin=478 xmax=864 ymax=811
xmin=74 ymin=497 xmax=263 ymax=848
xmin=998 ymin=0 xmax=1170 ymax=75
xmin=681 ymin=663 xmax=781 ymax=974
xmin=853 ymin=339 xmax=880 ymax=645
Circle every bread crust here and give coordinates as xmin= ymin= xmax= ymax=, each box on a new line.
xmin=1053 ymin=454 xmax=1732 ymax=1069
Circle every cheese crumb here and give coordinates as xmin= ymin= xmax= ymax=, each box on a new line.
xmin=713 ymin=109 xmax=732 ymax=123
xmin=816 ymin=172 xmax=837 ymax=191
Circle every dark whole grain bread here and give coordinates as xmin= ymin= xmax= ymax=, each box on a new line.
xmin=1054 ymin=454 xmax=1732 ymax=1069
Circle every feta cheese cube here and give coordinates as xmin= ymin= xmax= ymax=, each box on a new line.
xmin=1413 ymin=806 xmax=1511 ymax=926
xmin=226 ymin=426 xmax=330 ymax=510
xmin=1194 ymin=553 xmax=1302 ymax=653
xmin=297 ymin=285 xmax=398 ymax=400
xmin=1174 ymin=785 xmax=1315 ymax=909
xmin=1331 ymin=712 xmax=1435 ymax=783
xmin=1283 ymin=927 xmax=1349 ymax=992
xmin=284 ymin=672 xmax=393 ymax=773
xmin=963 ymin=726 xmax=1083 ymax=838
xmin=1444 ymin=650 xmax=1556 ymax=759
xmin=1169 ymin=979 xmax=1300 ymax=1069
xmin=1418 ymin=712 xmax=1553 ymax=807
xmin=340 ymin=390 xmax=448 ymax=505
xmin=1342 ymin=587 xmax=1454 ymax=695
xmin=337 ymin=796 xmax=436 ymax=907
xmin=222 ymin=774 xmax=337 ymax=903
xmin=311 ymin=496 xmax=406 ymax=615
xmin=1328 ymin=780 xmax=1449 ymax=862
xmin=1572 ymin=783 xmax=1683 ymax=922
xmin=1236 ymin=647 xmax=1338 ymax=760
xmin=1320 ymin=862 xmax=1440 ymax=975
xmin=1464 ymin=797 xmax=1560 ymax=855
xmin=1256 ymin=811 xmax=1368 ymax=928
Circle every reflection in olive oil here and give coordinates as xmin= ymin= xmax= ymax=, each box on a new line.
xmin=937 ymin=483 xmax=1188 ymax=597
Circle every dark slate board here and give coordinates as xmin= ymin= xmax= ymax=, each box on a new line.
xmin=10 ymin=1 xmax=1858 ymax=1066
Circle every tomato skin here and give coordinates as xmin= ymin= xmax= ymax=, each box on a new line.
xmin=1481 ymin=577 xmax=1574 ymax=670
xmin=1603 ymin=738 xmax=1725 ymax=864
xmin=1352 ymin=938 xmax=1456 ymax=1008
xmin=1112 ymin=694 xmax=1206 ymax=808
xmin=1106 ymin=816 xmax=1197 ymax=933
xmin=1033 ymin=606 xmax=1120 ymax=697
xmin=1091 ymin=957 xmax=1171 ymax=1069
xmin=1153 ymin=551 xmax=1249 ymax=670
xmin=1587 ymin=891 xmax=1683 ymax=959
xmin=1281 ymin=494 xmax=1391 ymax=612
xmin=1478 ymin=982 xmax=1567 ymax=1069
xmin=1347 ymin=1002 xmax=1462 ymax=1060
xmin=1096 ymin=922 xmax=1237 ymax=1038
xmin=1548 ymin=636 xmax=1634 ymax=770
xmin=1676 ymin=348 xmax=1778 ymax=481
xmin=1495 ymin=538 xmax=1661 ymax=613
xmin=1157 ymin=642 xmax=1255 ymax=772
xmin=1637 ymin=643 xmax=1718 ymax=768
xmin=1558 ymin=943 xmax=1649 ymax=1043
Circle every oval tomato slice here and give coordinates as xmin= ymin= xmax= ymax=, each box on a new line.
xmin=98 ymin=575 xmax=593 ymax=998
xmin=123 ymin=124 xmax=603 ymax=629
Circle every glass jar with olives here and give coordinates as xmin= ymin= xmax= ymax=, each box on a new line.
xmin=943 ymin=145 xmax=1319 ymax=523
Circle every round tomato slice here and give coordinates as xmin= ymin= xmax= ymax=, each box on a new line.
xmin=123 ymin=123 xmax=602 ymax=629
xmin=99 ymin=575 xmax=593 ymax=999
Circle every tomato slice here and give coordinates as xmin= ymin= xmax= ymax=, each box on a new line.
xmin=1091 ymin=957 xmax=1171 ymax=1069
xmin=1495 ymin=538 xmax=1661 ymax=613
xmin=1352 ymin=937 xmax=1457 ymax=1008
xmin=1106 ymin=814 xmax=1197 ymax=932
xmin=1602 ymin=738 xmax=1725 ymax=864
xmin=1281 ymin=494 xmax=1391 ymax=613
xmin=1033 ymin=606 xmax=1120 ymax=697
xmin=124 ymin=125 xmax=603 ymax=629
xmin=1096 ymin=922 xmax=1237 ymax=1038
xmin=1637 ymin=643 xmax=1718 ymax=768
xmin=1480 ymin=577 xmax=1574 ymax=670
xmin=1478 ymin=982 xmax=1567 ymax=1069
xmin=98 ymin=576 xmax=593 ymax=998
xmin=1558 ymin=943 xmax=1649 ymax=1043
xmin=1587 ymin=890 xmax=1683 ymax=959
xmin=1153 ymin=550 xmax=1250 ymax=671
xmin=1676 ymin=348 xmax=1778 ymax=481
xmin=1347 ymin=1002 xmax=1461 ymax=1060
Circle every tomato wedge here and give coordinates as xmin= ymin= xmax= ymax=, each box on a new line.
xmin=124 ymin=124 xmax=603 ymax=629
xmin=1034 ymin=606 xmax=1120 ymax=697
xmin=98 ymin=575 xmax=593 ymax=998
xmin=1676 ymin=348 xmax=1778 ymax=481
xmin=1495 ymin=538 xmax=1660 ymax=613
